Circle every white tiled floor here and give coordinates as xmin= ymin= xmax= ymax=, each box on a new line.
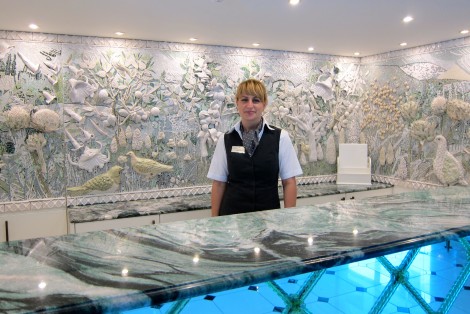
xmin=124 ymin=237 xmax=470 ymax=314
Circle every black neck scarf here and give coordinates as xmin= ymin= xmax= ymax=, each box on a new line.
xmin=240 ymin=118 xmax=264 ymax=157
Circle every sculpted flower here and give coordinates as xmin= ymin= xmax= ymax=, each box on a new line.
xmin=400 ymin=101 xmax=419 ymax=122
xmin=446 ymin=99 xmax=470 ymax=121
xmin=4 ymin=106 xmax=30 ymax=130
xmin=410 ymin=119 xmax=436 ymax=144
xmin=430 ymin=96 xmax=447 ymax=116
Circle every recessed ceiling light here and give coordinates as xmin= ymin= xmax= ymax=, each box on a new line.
xmin=289 ymin=0 xmax=300 ymax=5
xmin=308 ymin=47 xmax=314 ymax=52
xmin=189 ymin=37 xmax=198 ymax=41
xmin=115 ymin=32 xmax=124 ymax=36
xmin=252 ymin=43 xmax=260 ymax=47
xmin=461 ymin=29 xmax=469 ymax=34
xmin=29 ymin=23 xmax=39 ymax=30
xmin=403 ymin=16 xmax=413 ymax=23
xmin=354 ymin=52 xmax=360 ymax=56
xmin=400 ymin=42 xmax=407 ymax=46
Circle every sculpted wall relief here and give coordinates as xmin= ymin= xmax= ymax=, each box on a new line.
xmin=0 ymin=32 xmax=469 ymax=202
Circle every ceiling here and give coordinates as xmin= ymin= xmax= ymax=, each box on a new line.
xmin=0 ymin=0 xmax=469 ymax=57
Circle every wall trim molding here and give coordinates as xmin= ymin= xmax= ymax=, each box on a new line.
xmin=0 ymin=30 xmax=357 ymax=63
xmin=361 ymin=36 xmax=470 ymax=64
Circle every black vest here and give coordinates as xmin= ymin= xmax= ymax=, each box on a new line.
xmin=219 ymin=125 xmax=281 ymax=216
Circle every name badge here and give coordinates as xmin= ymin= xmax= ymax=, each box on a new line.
xmin=231 ymin=146 xmax=245 ymax=154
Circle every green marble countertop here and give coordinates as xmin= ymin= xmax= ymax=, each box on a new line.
xmin=1 ymin=187 xmax=469 ymax=313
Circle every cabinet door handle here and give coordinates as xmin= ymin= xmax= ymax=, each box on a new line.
xmin=340 ymin=197 xmax=346 ymax=201
xmin=350 ymin=196 xmax=355 ymax=200
xmin=5 ymin=220 xmax=9 ymax=242
xmin=151 ymin=220 xmax=156 ymax=225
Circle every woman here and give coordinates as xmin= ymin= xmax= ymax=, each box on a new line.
xmin=207 ymin=79 xmax=302 ymax=216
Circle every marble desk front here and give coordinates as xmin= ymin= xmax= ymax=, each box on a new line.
xmin=1 ymin=187 xmax=469 ymax=313
xmin=67 ymin=182 xmax=392 ymax=223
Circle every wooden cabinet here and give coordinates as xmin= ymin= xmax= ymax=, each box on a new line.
xmin=0 ymin=208 xmax=67 ymax=242
xmin=69 ymin=214 xmax=160 ymax=234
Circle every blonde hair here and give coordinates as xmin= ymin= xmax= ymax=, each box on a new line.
xmin=236 ymin=79 xmax=268 ymax=105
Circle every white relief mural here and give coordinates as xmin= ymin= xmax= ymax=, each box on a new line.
xmin=0 ymin=32 xmax=469 ymax=203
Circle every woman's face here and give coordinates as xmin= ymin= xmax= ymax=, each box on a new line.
xmin=237 ymin=94 xmax=266 ymax=129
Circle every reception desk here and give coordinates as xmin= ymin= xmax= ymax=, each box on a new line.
xmin=0 ymin=187 xmax=469 ymax=313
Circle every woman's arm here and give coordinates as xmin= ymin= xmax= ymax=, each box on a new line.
xmin=211 ymin=180 xmax=227 ymax=216
xmin=281 ymin=177 xmax=297 ymax=208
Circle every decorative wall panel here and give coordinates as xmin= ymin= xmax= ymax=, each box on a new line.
xmin=0 ymin=31 xmax=469 ymax=206
xmin=360 ymin=38 xmax=470 ymax=186
xmin=0 ymin=31 xmax=358 ymax=204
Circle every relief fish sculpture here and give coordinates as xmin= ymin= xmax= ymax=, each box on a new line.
xmin=64 ymin=129 xmax=83 ymax=151
xmin=64 ymin=107 xmax=84 ymax=123
xmin=79 ymin=127 xmax=95 ymax=142
xmin=42 ymin=90 xmax=56 ymax=104
xmin=17 ymin=51 xmax=40 ymax=74
xmin=44 ymin=60 xmax=61 ymax=75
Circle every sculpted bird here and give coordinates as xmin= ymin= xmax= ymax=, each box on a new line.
xmin=66 ymin=64 xmax=84 ymax=78
xmin=67 ymin=165 xmax=123 ymax=196
xmin=433 ymin=135 xmax=468 ymax=186
xmin=126 ymin=151 xmax=173 ymax=180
